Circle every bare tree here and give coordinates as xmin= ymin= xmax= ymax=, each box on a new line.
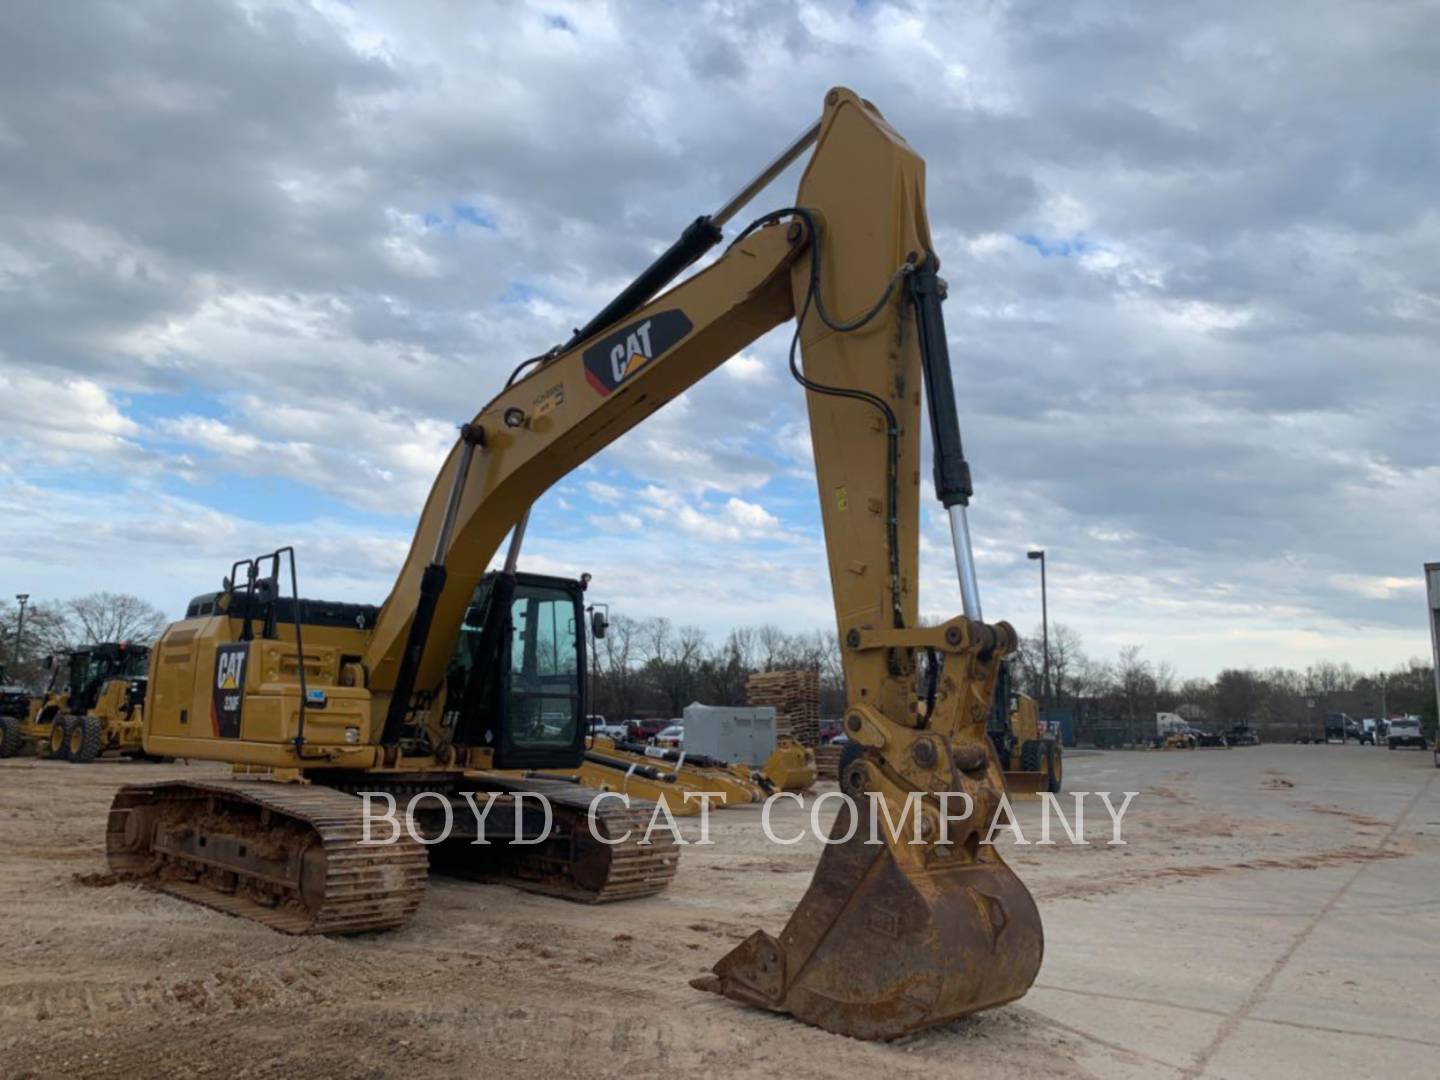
xmin=0 ymin=599 xmax=75 ymax=689
xmin=67 ymin=592 xmax=167 ymax=647
xmin=1114 ymin=645 xmax=1153 ymax=744
xmin=1214 ymin=669 xmax=1264 ymax=727
xmin=1153 ymin=659 xmax=1178 ymax=712
xmin=594 ymin=613 xmax=640 ymax=721
xmin=1015 ymin=622 xmax=1085 ymax=706
xmin=756 ymin=624 xmax=788 ymax=671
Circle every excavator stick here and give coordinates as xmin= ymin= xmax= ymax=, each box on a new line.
xmin=696 ymin=782 xmax=1043 ymax=1039
xmin=693 ymin=89 xmax=1045 ymax=1037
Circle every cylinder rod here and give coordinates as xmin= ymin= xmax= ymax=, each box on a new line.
xmin=503 ymin=509 xmax=530 ymax=575
xmin=382 ymin=425 xmax=486 ymax=744
xmin=948 ymin=505 xmax=982 ymax=622
xmin=710 ymin=120 xmax=821 ymax=228
xmin=910 ymin=255 xmax=982 ymax=621
xmin=432 ymin=432 xmax=481 ymax=563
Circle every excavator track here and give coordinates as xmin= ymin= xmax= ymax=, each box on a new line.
xmin=468 ymin=774 xmax=681 ymax=902
xmin=324 ymin=773 xmax=682 ymax=904
xmin=106 ymin=780 xmax=429 ymax=934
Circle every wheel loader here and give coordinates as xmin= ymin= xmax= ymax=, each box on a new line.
xmin=985 ymin=663 xmax=1062 ymax=799
xmin=0 ymin=643 xmax=150 ymax=762
xmin=101 ymin=88 xmax=1043 ymax=1040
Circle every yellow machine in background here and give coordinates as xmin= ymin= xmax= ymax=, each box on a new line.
xmin=986 ymin=663 xmax=1062 ymax=799
xmin=585 ymin=736 xmax=764 ymax=805
xmin=608 ymin=732 xmax=816 ymax=798
xmin=102 ymin=88 xmax=1042 ymax=1040
xmin=757 ymin=738 xmax=817 ymax=792
xmin=0 ymin=644 xmax=149 ymax=762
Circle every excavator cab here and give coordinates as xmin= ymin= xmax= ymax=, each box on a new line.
xmin=446 ymin=570 xmax=587 ymax=769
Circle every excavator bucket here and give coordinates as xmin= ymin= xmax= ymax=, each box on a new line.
xmin=1001 ymin=770 xmax=1049 ymax=800
xmin=694 ymin=799 xmax=1043 ymax=1040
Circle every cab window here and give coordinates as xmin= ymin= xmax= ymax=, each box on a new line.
xmin=506 ymin=586 xmax=580 ymax=750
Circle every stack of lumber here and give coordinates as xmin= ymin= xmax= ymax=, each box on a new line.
xmin=813 ymin=743 xmax=843 ymax=781
xmin=746 ymin=669 xmax=821 ymax=748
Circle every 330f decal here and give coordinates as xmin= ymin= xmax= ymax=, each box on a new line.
xmin=582 ymin=309 xmax=693 ymax=396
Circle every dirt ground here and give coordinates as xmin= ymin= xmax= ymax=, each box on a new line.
xmin=1 ymin=745 xmax=1437 ymax=1079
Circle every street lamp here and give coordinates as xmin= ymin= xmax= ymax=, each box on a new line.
xmin=13 ymin=593 xmax=29 ymax=673
xmin=1026 ymin=551 xmax=1049 ymax=710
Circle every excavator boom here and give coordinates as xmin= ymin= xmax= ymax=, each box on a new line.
xmin=383 ymin=85 xmax=1043 ymax=1038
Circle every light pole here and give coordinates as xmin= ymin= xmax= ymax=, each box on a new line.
xmin=13 ymin=593 xmax=29 ymax=675
xmin=1026 ymin=551 xmax=1049 ymax=711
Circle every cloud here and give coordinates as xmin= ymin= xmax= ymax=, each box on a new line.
xmin=0 ymin=0 xmax=1435 ymax=674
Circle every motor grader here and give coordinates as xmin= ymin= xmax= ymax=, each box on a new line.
xmin=0 ymin=643 xmax=149 ymax=762
xmin=101 ymin=87 xmax=1043 ymax=1040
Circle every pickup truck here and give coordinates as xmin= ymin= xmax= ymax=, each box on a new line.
xmin=585 ymin=715 xmax=629 ymax=741
xmin=1324 ymin=713 xmax=1374 ymax=745
xmin=1386 ymin=717 xmax=1429 ymax=751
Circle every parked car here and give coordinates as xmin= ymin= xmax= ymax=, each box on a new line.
xmin=652 ymin=723 xmax=684 ymax=747
xmin=626 ymin=718 xmax=670 ymax=741
xmin=586 ymin=715 xmax=628 ymax=741
xmin=1386 ymin=717 xmax=1429 ymax=751
xmin=1227 ymin=724 xmax=1260 ymax=746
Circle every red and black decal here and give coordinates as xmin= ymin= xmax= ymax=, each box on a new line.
xmin=212 ymin=643 xmax=249 ymax=738
xmin=581 ymin=309 xmax=693 ymax=396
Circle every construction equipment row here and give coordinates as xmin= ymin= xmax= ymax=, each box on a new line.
xmin=0 ymin=643 xmax=150 ymax=762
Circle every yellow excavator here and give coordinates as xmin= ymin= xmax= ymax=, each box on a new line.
xmin=102 ymin=88 xmax=1042 ymax=1040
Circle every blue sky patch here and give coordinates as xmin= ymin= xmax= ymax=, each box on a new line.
xmin=1016 ymin=233 xmax=1095 ymax=258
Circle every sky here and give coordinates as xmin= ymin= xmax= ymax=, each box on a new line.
xmin=1 ymin=0 xmax=1436 ymax=678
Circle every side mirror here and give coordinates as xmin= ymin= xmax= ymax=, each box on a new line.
xmin=591 ymin=609 xmax=609 ymax=640
xmin=222 ymin=575 xmax=233 ymax=592
xmin=44 ymin=655 xmax=54 ymax=670
xmin=463 ymin=605 xmax=484 ymax=629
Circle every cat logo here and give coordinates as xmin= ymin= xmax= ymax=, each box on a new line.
xmin=212 ymin=643 xmax=249 ymax=738
xmin=216 ymin=650 xmax=244 ymax=690
xmin=581 ymin=309 xmax=693 ymax=396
